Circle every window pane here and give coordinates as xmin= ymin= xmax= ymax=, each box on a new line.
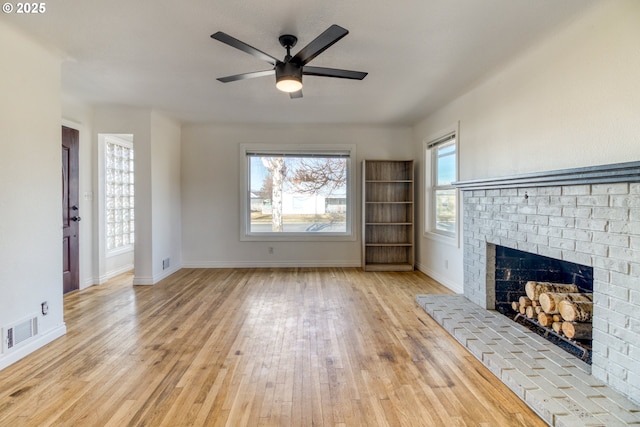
xmin=434 ymin=189 xmax=456 ymax=233
xmin=248 ymin=155 xmax=348 ymax=234
xmin=105 ymin=139 xmax=134 ymax=251
xmin=436 ymin=143 xmax=456 ymax=186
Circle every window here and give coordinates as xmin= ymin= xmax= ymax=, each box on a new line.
xmin=425 ymin=126 xmax=458 ymax=242
xmin=241 ymin=144 xmax=355 ymax=241
xmin=104 ymin=136 xmax=134 ymax=253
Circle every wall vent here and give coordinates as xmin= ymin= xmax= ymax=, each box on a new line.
xmin=3 ymin=316 xmax=38 ymax=353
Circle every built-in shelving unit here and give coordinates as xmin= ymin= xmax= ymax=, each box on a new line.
xmin=362 ymin=160 xmax=414 ymax=271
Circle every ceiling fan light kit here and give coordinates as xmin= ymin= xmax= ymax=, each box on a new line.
xmin=211 ymin=25 xmax=367 ymax=99
xmin=275 ymin=62 xmax=303 ymax=93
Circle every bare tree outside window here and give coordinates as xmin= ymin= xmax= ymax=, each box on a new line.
xmin=261 ymin=157 xmax=286 ymax=232
xmin=289 ymin=157 xmax=346 ymax=195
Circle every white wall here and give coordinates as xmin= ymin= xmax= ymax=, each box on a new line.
xmin=94 ymin=107 xmax=153 ymax=284
xmin=0 ymin=21 xmax=66 ymax=369
xmin=181 ymin=124 xmax=412 ymax=267
xmin=150 ymin=112 xmax=182 ymax=281
xmin=413 ymin=0 xmax=640 ymax=292
xmin=93 ymin=107 xmax=182 ymax=284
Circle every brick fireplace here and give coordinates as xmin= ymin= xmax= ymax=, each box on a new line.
xmin=458 ymin=161 xmax=640 ymax=403
xmin=418 ymin=161 xmax=640 ymax=425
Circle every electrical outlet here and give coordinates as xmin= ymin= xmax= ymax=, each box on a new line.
xmin=162 ymin=258 xmax=170 ymax=270
xmin=268 ymin=247 xmax=274 ymax=254
xmin=444 ymin=260 xmax=449 ymax=269
xmin=41 ymin=301 xmax=49 ymax=316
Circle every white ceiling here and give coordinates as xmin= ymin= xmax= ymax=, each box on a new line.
xmin=6 ymin=0 xmax=596 ymax=125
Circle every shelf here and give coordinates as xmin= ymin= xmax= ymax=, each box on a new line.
xmin=364 ymin=160 xmax=413 ymax=181
xmin=365 ymin=201 xmax=413 ymax=204
xmin=362 ymin=160 xmax=414 ymax=271
xmin=363 ymin=263 xmax=414 ymax=272
xmin=366 ymin=222 xmax=412 ymax=226
xmin=365 ymin=203 xmax=413 ymax=224
xmin=365 ymin=243 xmax=412 ymax=247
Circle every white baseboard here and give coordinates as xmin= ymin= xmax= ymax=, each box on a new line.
xmin=133 ymin=263 xmax=182 ymax=285
xmin=132 ymin=275 xmax=154 ymax=285
xmin=415 ymin=262 xmax=463 ymax=294
xmin=182 ymin=260 xmax=360 ymax=268
xmin=0 ymin=324 xmax=66 ymax=371
xmin=98 ymin=264 xmax=134 ymax=285
xmin=82 ymin=276 xmax=95 ymax=290
xmin=153 ymin=264 xmax=182 ymax=283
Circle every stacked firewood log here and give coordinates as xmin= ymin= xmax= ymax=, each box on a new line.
xmin=511 ymin=281 xmax=593 ymax=340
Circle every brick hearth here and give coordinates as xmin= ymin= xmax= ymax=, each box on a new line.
xmin=416 ymin=294 xmax=640 ymax=426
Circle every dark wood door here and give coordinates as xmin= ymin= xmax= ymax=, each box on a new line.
xmin=62 ymin=126 xmax=80 ymax=294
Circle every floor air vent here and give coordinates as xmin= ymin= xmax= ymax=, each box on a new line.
xmin=3 ymin=316 xmax=38 ymax=353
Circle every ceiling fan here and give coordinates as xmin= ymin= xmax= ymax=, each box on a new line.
xmin=210 ymin=24 xmax=368 ymax=99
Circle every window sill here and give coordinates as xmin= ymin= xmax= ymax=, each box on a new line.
xmin=107 ymin=245 xmax=134 ymax=257
xmin=241 ymin=233 xmax=356 ymax=242
xmin=423 ymin=230 xmax=459 ymax=248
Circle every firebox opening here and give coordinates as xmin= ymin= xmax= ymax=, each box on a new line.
xmin=493 ymin=245 xmax=594 ymax=363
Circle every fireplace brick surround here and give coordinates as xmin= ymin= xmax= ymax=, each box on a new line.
xmin=419 ymin=162 xmax=640 ymax=425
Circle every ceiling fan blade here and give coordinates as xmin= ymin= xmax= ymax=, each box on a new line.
xmin=289 ymin=90 xmax=303 ymax=99
xmin=291 ymin=25 xmax=349 ymax=66
xmin=303 ymin=66 xmax=367 ymax=80
xmin=217 ymin=69 xmax=275 ymax=83
xmin=211 ymin=32 xmax=281 ymax=66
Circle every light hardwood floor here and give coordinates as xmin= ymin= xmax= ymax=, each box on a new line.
xmin=0 ymin=268 xmax=546 ymax=426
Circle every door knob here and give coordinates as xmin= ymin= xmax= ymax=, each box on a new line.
xmin=71 ymin=216 xmax=81 ymax=222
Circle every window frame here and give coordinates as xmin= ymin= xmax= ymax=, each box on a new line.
xmin=423 ymin=123 xmax=460 ymax=246
xmin=239 ymin=143 xmax=357 ymax=242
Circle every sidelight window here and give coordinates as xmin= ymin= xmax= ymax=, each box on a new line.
xmin=104 ymin=136 xmax=135 ymax=253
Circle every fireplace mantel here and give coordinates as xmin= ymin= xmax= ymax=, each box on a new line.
xmin=453 ymin=160 xmax=640 ymax=190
